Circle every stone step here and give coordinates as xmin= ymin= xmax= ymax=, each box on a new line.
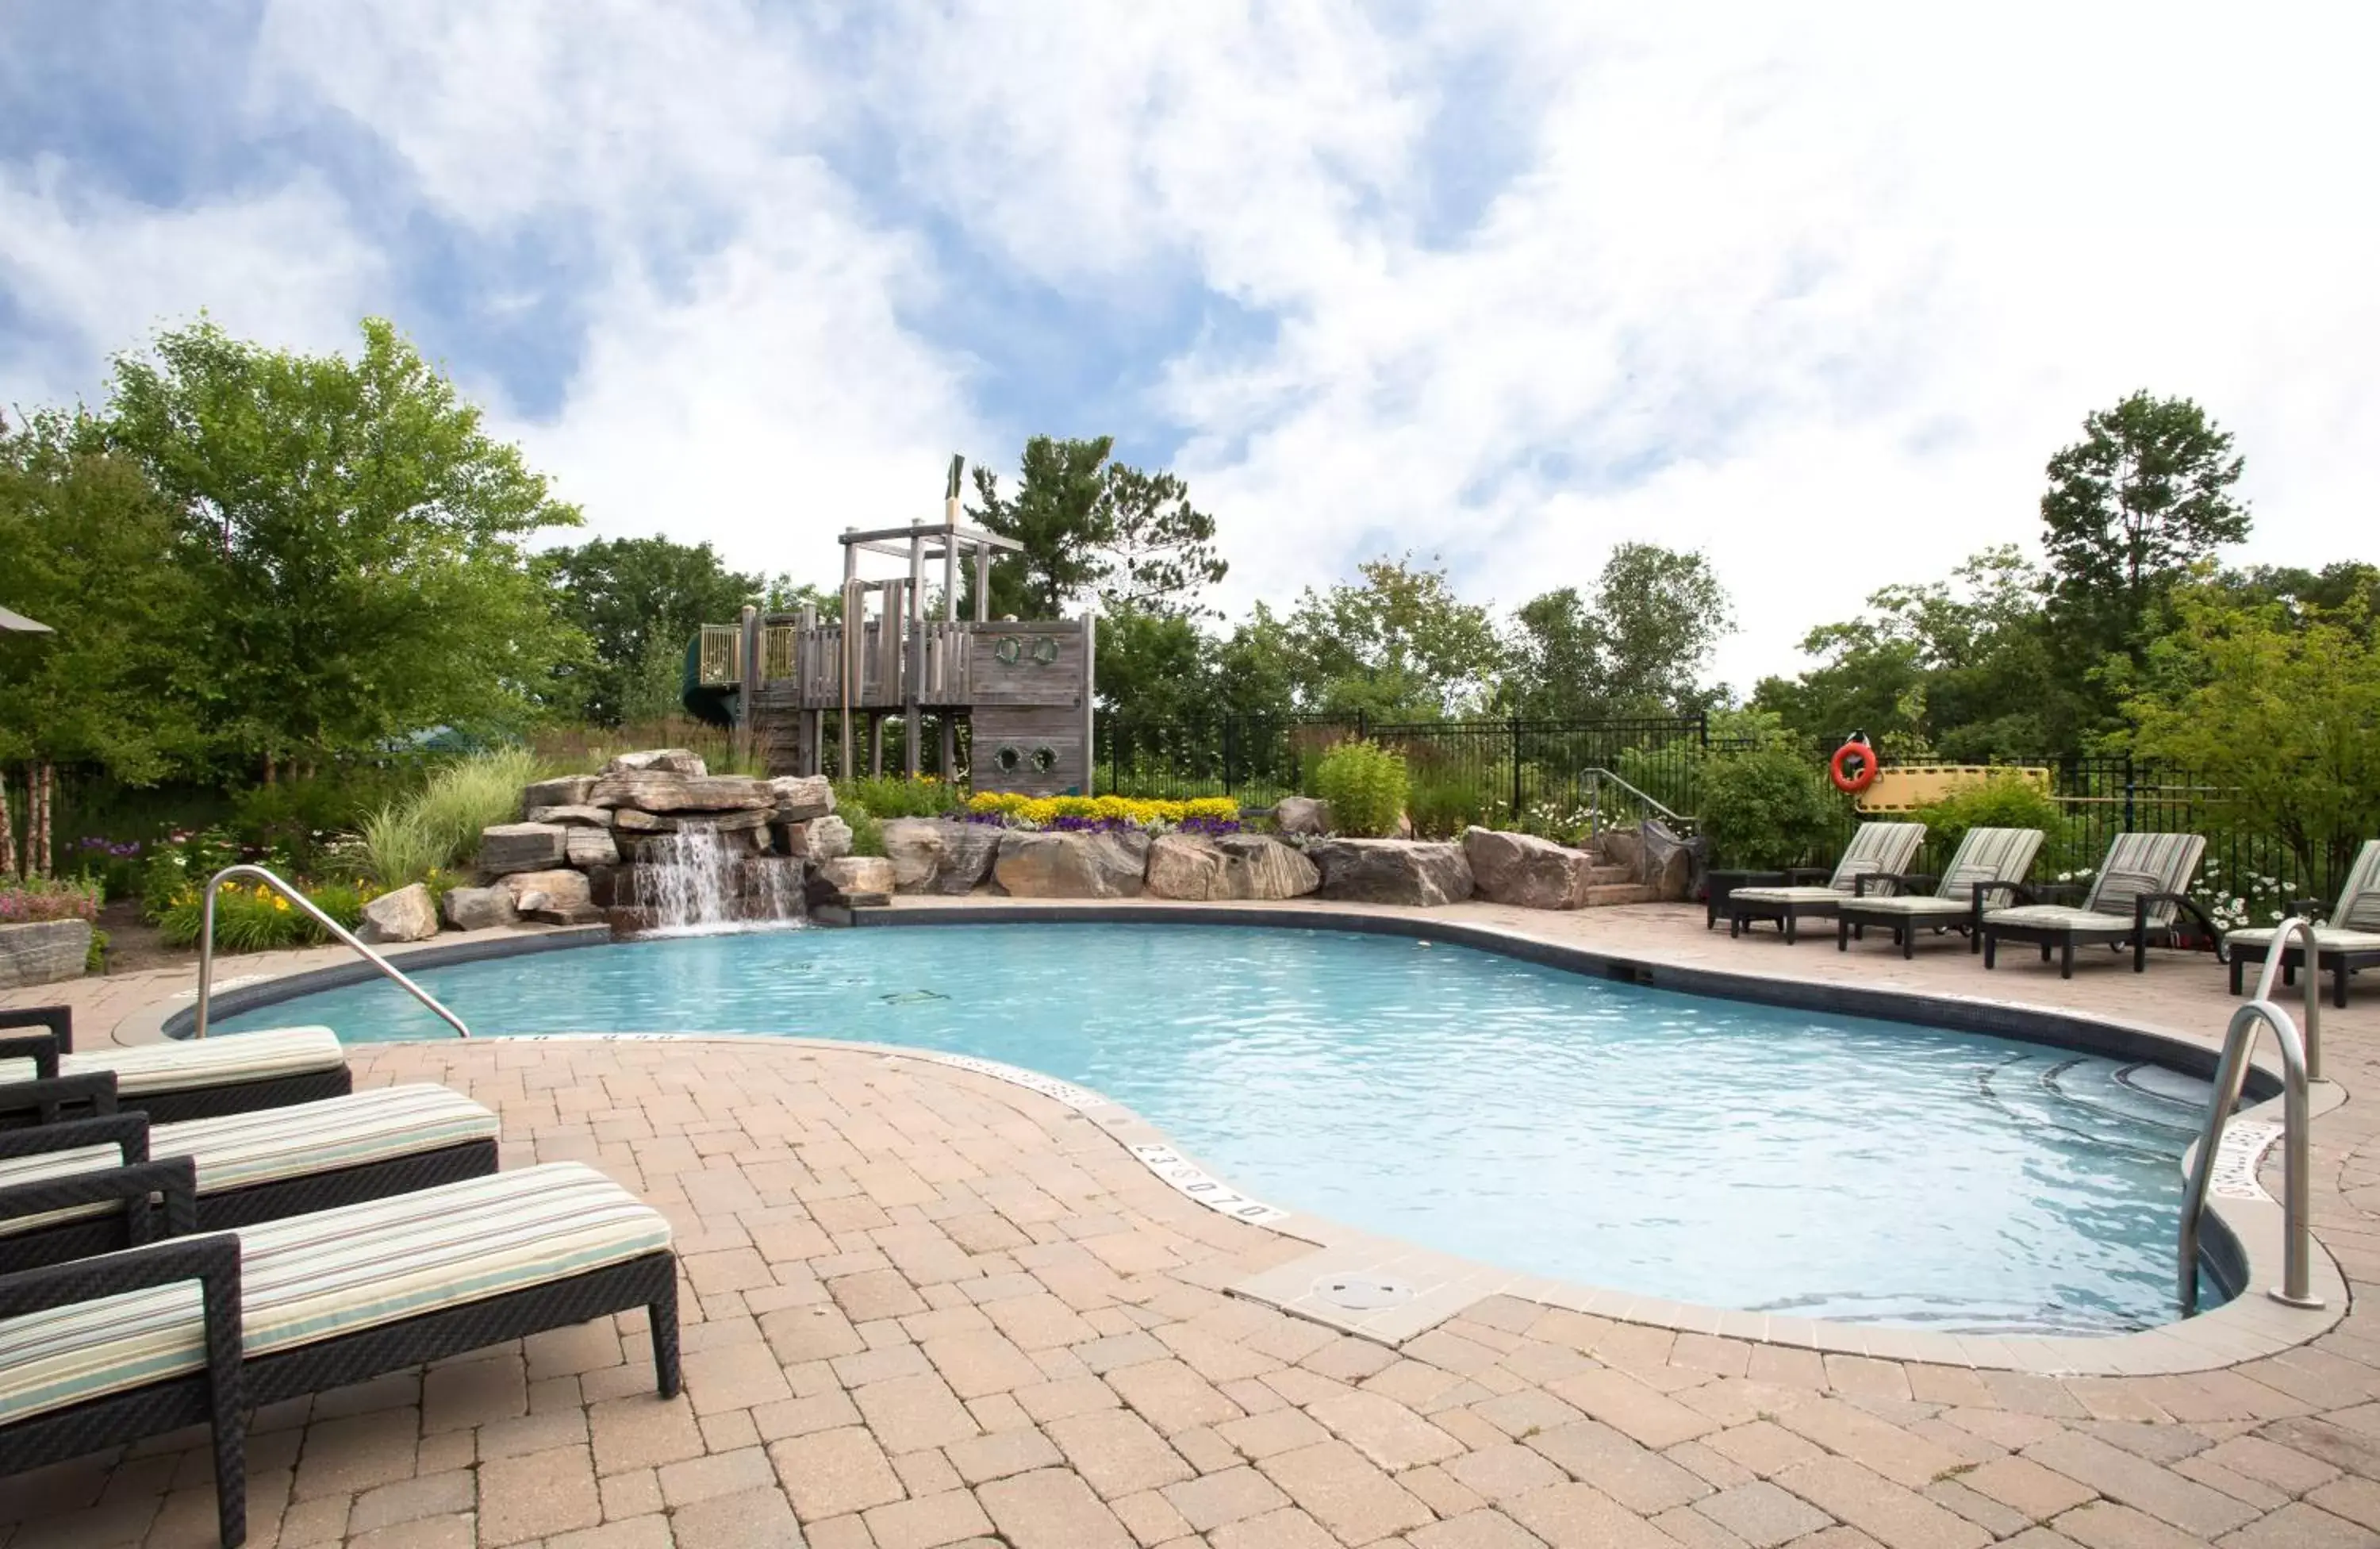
xmin=1583 ymin=882 xmax=1657 ymax=908
xmin=1583 ymin=865 xmax=1637 ymax=888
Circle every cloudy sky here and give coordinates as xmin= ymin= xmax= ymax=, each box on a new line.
xmin=4 ymin=3 xmax=2374 ymax=691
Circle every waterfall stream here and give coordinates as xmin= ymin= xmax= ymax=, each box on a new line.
xmin=624 ymin=824 xmax=804 ymax=934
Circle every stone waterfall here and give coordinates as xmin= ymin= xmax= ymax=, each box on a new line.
xmin=614 ymin=824 xmax=805 ymax=934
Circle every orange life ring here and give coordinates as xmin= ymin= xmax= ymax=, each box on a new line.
xmin=1829 ymin=740 xmax=1879 ymax=793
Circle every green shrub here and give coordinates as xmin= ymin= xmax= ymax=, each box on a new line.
xmin=1312 ymin=740 xmax=1410 ymax=838
xmin=86 ymin=928 xmax=109 ymax=974
xmin=155 ymin=877 xmax=374 ymax=952
xmin=1406 ymin=774 xmax=1495 ymax=839
xmin=413 ymin=748 xmax=546 ymax=866
xmin=833 ymin=775 xmax=962 ymax=820
xmin=1911 ymin=774 xmax=2065 ymax=867
xmin=844 ymin=805 xmax=887 ymax=858
xmin=359 ymin=801 xmax=449 ymax=888
xmin=1697 ymin=748 xmax=1842 ymax=870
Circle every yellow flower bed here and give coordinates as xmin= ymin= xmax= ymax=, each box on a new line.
xmin=965 ymin=793 xmax=1238 ymax=826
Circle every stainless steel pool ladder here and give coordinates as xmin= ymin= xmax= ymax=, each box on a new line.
xmin=192 ymin=864 xmax=472 ymax=1040
xmin=2178 ymin=917 xmax=2324 ymax=1313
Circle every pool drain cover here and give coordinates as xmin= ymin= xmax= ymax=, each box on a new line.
xmin=1313 ymin=1275 xmax=1414 ymax=1311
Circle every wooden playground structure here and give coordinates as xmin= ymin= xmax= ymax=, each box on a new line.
xmin=689 ymin=461 xmax=1096 ymax=795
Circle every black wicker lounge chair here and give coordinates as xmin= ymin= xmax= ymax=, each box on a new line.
xmin=0 ymin=1009 xmax=349 ymax=1125
xmin=0 ymin=1081 xmax=499 ymax=1268
xmin=1724 ymin=822 xmax=1927 ymax=942
xmin=1976 ymin=833 xmax=2218 ymax=978
xmin=2225 ymin=840 xmax=2380 ymax=1009
xmin=0 ymin=1161 xmax=678 ymax=1548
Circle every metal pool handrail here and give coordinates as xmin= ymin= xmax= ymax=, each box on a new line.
xmin=2178 ymin=994 xmax=2317 ymax=1314
xmin=193 ymin=864 xmax=471 ymax=1041
xmin=2250 ymin=916 xmax=2324 ymax=1081
xmin=1580 ymin=767 xmax=1689 ymax=836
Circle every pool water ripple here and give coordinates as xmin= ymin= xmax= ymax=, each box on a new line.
xmin=217 ymin=922 xmax=2219 ymax=1334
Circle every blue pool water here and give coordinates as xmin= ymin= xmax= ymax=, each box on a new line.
xmin=217 ymin=922 xmax=2217 ymax=1334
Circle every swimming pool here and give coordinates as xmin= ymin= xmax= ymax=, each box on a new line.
xmin=216 ymin=921 xmax=2218 ymax=1334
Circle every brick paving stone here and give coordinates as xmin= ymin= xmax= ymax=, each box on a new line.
xmin=1776 ymin=1456 xmax=1990 ymax=1549
xmin=927 ymin=1330 xmax=1050 ymax=1397
xmin=669 ymin=1484 xmax=805 ymax=1549
xmin=1208 ymin=1505 xmax=1346 ymax=1549
xmin=947 ymin=1425 xmax=1067 ymax=1485
xmin=479 ymin=1443 xmax=601 ymax=1545
xmin=1446 ymin=1443 xmax=1569 ymax=1503
xmin=1113 ymin=1358 xmax=1248 ymax=1434
xmin=771 ymin=1425 xmax=908 ymax=1521
xmin=1113 ymin=1486 xmax=1197 ymax=1546
xmin=1221 ymin=1407 xmax=1336 ymax=1462
xmin=2313 ymin=1475 xmax=2380 ymax=1532
xmin=1506 ymin=1481 xmax=1692 ymax=1549
xmin=1047 ymin=1409 xmax=1196 ymax=1497
xmin=1773 ymin=1399 xmax=1969 ymax=1490
xmin=1406 ymin=1508 xmax=1550 ymax=1547
xmin=291 ymin=1408 xmax=422 ymax=1501
xmin=1697 ymin=1481 xmax=1833 ymax=1547
xmin=1257 ymin=1438 xmax=1436 ymax=1543
xmin=1163 ymin=1464 xmax=1294 ymax=1532
xmin=2025 ymin=1431 xmax=2260 ymax=1539
xmin=1307 ymin=1388 xmax=1467 ymax=1470
xmin=587 ymin=1393 xmax=708 ymax=1474
xmin=865 ymin=1486 xmax=999 ymax=1549
xmin=1526 ymin=1420 xmax=1710 ymax=1513
xmin=1546 ymin=1370 xmax=1718 ymax=1450
xmin=978 ymin=1466 xmax=1137 ymax=1548
xmin=2215 ymin=1501 xmax=2379 ymax=1547
xmin=345 ymin=1471 xmax=475 ymax=1536
xmin=854 ymin=1371 xmax=984 ymax=1453
xmin=1925 ymin=1478 xmax=2036 ymax=1538
xmin=1968 ymin=1455 xmax=2102 ymax=1520
xmin=658 ymin=1445 xmax=777 ymax=1507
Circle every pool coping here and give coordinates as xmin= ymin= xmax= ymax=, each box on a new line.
xmin=147 ymin=905 xmax=2346 ymax=1377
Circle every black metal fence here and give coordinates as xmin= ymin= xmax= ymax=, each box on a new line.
xmin=1094 ymin=712 xmax=1712 ymax=832
xmin=1094 ymin=714 xmax=2329 ymax=908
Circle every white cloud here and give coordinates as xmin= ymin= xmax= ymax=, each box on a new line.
xmin=0 ymin=163 xmax=382 ymax=412
xmin=7 ymin=1 xmax=2378 ymax=692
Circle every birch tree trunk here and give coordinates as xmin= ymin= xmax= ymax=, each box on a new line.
xmin=0 ymin=769 xmax=17 ymax=879
xmin=32 ymin=763 xmax=52 ymax=878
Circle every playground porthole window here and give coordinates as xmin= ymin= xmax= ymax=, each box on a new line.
xmin=1029 ymin=636 xmax=1060 ymax=666
xmin=1031 ymin=746 xmax=1057 ymax=773
xmin=994 ymin=637 xmax=1022 ymax=666
xmin=994 ymin=744 xmax=1023 ymax=773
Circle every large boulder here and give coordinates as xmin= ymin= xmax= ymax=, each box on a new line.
xmin=787 ymin=814 xmax=852 ymax=863
xmin=993 ymin=830 xmax=1146 ymax=898
xmin=0 ymin=920 xmax=90 ymax=989
xmin=440 ymin=885 xmax=520 ymax=932
xmin=1273 ymin=796 xmax=1333 ymax=836
xmin=1213 ymin=833 xmax=1320 ymax=900
xmin=881 ymin=819 xmax=946 ymax=892
xmin=587 ymin=771 xmax=774 ymax=813
xmin=525 ymin=804 xmax=610 ymax=827
xmin=1309 ymin=840 xmax=1474 ymax=907
xmin=502 ymin=869 xmax=593 ymax=913
xmin=1636 ymin=819 xmax=1701 ymax=902
xmin=930 ymin=821 xmax=1003 ymax=895
xmin=1461 ymin=827 xmax=1597 ymax=910
xmin=606 ymin=748 xmax=707 ymax=775
xmin=770 ymin=775 xmax=835 ymax=821
xmin=566 ymin=827 xmax=621 ymax=869
xmin=610 ymin=806 xmax=770 ymax=836
xmin=819 ymin=856 xmax=896 ymax=901
xmin=1145 ymin=834 xmax=1230 ymax=900
xmin=520 ymin=775 xmax=595 ymax=812
xmin=357 ymin=882 xmax=440 ymax=944
xmin=478 ymin=823 xmax=568 ymax=877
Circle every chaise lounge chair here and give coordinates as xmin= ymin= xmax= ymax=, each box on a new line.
xmin=0 ymin=1161 xmax=679 ymax=1548
xmin=1835 ymin=826 xmax=2047 ymax=958
xmin=1724 ymin=822 xmax=1927 ymax=943
xmin=2225 ymin=840 xmax=2380 ymax=1009
xmin=0 ymin=1010 xmax=348 ymax=1125
xmin=0 ymin=1082 xmax=499 ymax=1269
xmin=1976 ymin=832 xmax=2215 ymax=978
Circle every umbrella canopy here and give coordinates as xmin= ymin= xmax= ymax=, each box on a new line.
xmin=0 ymin=605 xmax=53 ymax=634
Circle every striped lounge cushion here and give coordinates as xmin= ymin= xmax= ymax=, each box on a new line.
xmin=0 ymin=1027 xmax=346 ymax=1097
xmin=0 ymin=1163 xmax=670 ymax=1428
xmin=1980 ymin=905 xmax=2137 ymax=933
xmin=2335 ymin=841 xmax=2380 ymax=932
xmin=1841 ymin=894 xmax=1976 ymax=917
xmin=1728 ymin=886 xmax=1849 ymax=906
xmin=2225 ymin=925 xmax=2380 ymax=951
xmin=0 ymin=1086 xmax=500 ymax=1240
xmin=1937 ymin=828 xmax=2044 ymax=895
xmin=1827 ymin=823 xmax=1927 ymax=894
xmin=2085 ymin=834 xmax=2205 ymax=927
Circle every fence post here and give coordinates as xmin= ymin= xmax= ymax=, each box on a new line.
xmin=1223 ymin=717 xmax=1237 ymax=798
xmin=2123 ymin=756 xmax=2136 ymax=832
xmin=1510 ymin=714 xmax=1524 ymax=824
